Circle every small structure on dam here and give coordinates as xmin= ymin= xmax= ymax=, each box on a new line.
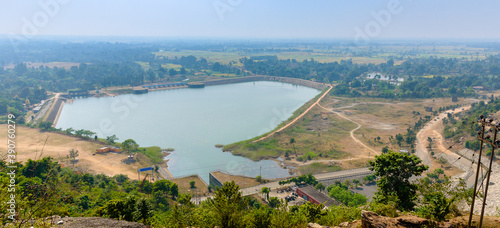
xmin=133 ymin=87 xmax=148 ymax=94
xmin=187 ymin=82 xmax=205 ymax=88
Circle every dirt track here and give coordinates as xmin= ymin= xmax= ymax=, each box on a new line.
xmin=318 ymin=103 xmax=379 ymax=156
xmin=253 ymin=85 xmax=332 ymax=142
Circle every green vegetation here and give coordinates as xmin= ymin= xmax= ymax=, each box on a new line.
xmin=278 ymin=173 xmax=318 ymax=186
xmin=0 ymin=154 xmax=478 ymax=227
xmin=443 ymin=98 xmax=500 ymax=156
xmin=298 ymin=162 xmax=342 ymax=174
xmin=327 ymin=184 xmax=367 ymax=207
xmin=369 ymin=150 xmax=428 ymax=211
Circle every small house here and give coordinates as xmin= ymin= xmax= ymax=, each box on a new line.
xmin=96 ymin=146 xmax=123 ymax=153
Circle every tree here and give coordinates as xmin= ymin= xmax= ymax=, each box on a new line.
xmin=189 ymin=180 xmax=196 ymax=188
xmin=261 ymin=187 xmax=270 ymax=201
xmin=208 ymin=181 xmax=247 ymax=228
xmin=290 ymin=138 xmax=297 ymax=156
xmin=363 ymin=174 xmax=376 ymax=183
xmin=369 ymin=150 xmax=428 ymax=211
xmin=106 ymin=135 xmax=119 ymax=144
xmin=352 ymin=179 xmax=360 ymax=188
xmin=122 ymin=139 xmax=139 ymax=156
xmin=381 ymin=146 xmax=389 ymax=153
xmin=314 ymin=183 xmax=325 ymax=192
xmin=38 ymin=121 xmax=53 ymax=130
xmin=255 ymin=175 xmax=262 ymax=183
xmin=68 ymin=149 xmax=79 ymax=167
xmin=135 ymin=198 xmax=152 ymax=225
xmin=416 ymin=177 xmax=471 ymax=221
xmin=268 ymin=197 xmax=281 ymax=208
xmin=170 ymin=182 xmax=179 ymax=198
xmin=169 ymin=68 xmax=177 ymax=76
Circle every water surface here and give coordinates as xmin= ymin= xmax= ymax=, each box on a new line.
xmin=56 ymin=81 xmax=320 ymax=182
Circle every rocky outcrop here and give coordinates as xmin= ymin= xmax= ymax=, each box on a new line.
xmin=60 ymin=217 xmax=145 ymax=228
xmin=362 ymin=210 xmax=444 ymax=228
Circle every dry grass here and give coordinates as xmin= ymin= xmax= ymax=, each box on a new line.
xmin=269 ymin=95 xmax=476 ymax=174
xmin=171 ymin=175 xmax=210 ymax=196
xmin=210 ymin=171 xmax=261 ymax=189
xmin=0 ymin=125 xmax=145 ymax=179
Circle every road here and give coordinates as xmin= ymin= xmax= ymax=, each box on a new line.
xmin=193 ymin=167 xmax=372 ymax=204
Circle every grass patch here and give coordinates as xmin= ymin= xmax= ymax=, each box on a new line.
xmin=229 ymin=139 xmax=283 ymax=161
xmin=136 ymin=146 xmax=164 ymax=164
xmin=299 ymin=162 xmax=342 ymax=174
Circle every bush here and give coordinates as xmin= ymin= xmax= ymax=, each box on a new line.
xmin=368 ymin=199 xmax=399 ymax=217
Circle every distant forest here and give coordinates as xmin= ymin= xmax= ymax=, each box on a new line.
xmin=1 ymin=40 xmax=500 ymax=119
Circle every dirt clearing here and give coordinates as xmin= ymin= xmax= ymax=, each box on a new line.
xmin=0 ymin=125 xmax=145 ymax=179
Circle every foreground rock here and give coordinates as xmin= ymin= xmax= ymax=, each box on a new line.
xmin=361 ymin=210 xmax=500 ymax=228
xmin=60 ymin=217 xmax=145 ymax=228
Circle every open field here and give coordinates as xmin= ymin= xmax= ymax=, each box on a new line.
xmin=0 ymin=125 xmax=151 ymax=180
xmin=154 ymin=50 xmax=388 ymax=64
xmin=3 ymin=62 xmax=82 ymax=70
xmin=227 ymin=93 xmax=479 ymax=175
xmin=152 ymin=45 xmax=499 ymax=67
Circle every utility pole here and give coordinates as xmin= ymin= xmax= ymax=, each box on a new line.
xmin=468 ymin=115 xmax=499 ymax=228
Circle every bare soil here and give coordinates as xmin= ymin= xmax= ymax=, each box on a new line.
xmin=0 ymin=125 xmax=146 ymax=180
xmin=171 ymin=175 xmax=210 ymax=196
xmin=211 ymin=171 xmax=261 ymax=188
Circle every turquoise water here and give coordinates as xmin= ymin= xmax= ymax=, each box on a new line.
xmin=56 ymin=81 xmax=320 ymax=182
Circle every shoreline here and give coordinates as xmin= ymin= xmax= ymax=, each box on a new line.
xmin=49 ymin=77 xmax=327 ymax=179
xmin=51 ymin=76 xmax=327 ymax=130
xmin=97 ymin=76 xmax=327 ymax=98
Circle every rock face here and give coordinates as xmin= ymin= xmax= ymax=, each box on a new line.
xmin=361 ymin=210 xmax=442 ymax=228
xmin=60 ymin=217 xmax=145 ymax=228
xmin=360 ymin=210 xmax=500 ymax=228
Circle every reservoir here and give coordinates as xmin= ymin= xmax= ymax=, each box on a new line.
xmin=56 ymin=81 xmax=321 ymax=182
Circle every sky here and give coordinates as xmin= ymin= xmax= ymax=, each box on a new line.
xmin=1 ymin=0 xmax=499 ymax=40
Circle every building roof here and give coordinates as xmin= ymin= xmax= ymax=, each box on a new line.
xmin=297 ymin=185 xmax=340 ymax=207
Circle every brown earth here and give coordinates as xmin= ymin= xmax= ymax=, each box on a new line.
xmin=211 ymin=171 xmax=261 ymax=188
xmin=0 ymin=125 xmax=147 ymax=180
xmin=171 ymin=175 xmax=210 ymax=197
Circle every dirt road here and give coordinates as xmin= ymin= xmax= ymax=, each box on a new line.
xmin=253 ymin=85 xmax=332 ymax=142
xmin=318 ymin=103 xmax=379 ymax=156
xmin=415 ymin=106 xmax=471 ymax=169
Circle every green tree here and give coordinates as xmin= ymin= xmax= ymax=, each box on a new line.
xmin=314 ymin=182 xmax=325 ymax=192
xmin=106 ymin=135 xmax=119 ymax=144
xmin=189 ymin=180 xmax=196 ymax=188
xmin=268 ymin=197 xmax=281 ymax=208
xmin=135 ymin=198 xmax=152 ymax=225
xmin=68 ymin=149 xmax=79 ymax=167
xmin=261 ymin=187 xmax=270 ymax=201
xmin=382 ymin=146 xmax=389 ymax=153
xmin=416 ymin=177 xmax=471 ymax=221
xmin=208 ymin=181 xmax=247 ymax=228
xmin=290 ymin=138 xmax=297 ymax=156
xmin=368 ymin=150 xmax=428 ymax=211
xmin=169 ymin=182 xmax=179 ymax=198
xmin=255 ymin=175 xmax=262 ymax=183
xmin=122 ymin=139 xmax=139 ymax=156
xmin=38 ymin=121 xmax=53 ymax=130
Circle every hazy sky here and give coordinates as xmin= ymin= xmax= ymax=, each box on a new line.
xmin=1 ymin=0 xmax=499 ymax=40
